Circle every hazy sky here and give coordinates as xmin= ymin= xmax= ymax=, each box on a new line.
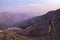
xmin=0 ymin=0 xmax=60 ymax=15
xmin=0 ymin=0 xmax=60 ymax=6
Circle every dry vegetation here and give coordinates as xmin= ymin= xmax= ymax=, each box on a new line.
xmin=0 ymin=30 xmax=60 ymax=40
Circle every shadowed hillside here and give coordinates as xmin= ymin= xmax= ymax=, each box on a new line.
xmin=16 ymin=9 xmax=60 ymax=40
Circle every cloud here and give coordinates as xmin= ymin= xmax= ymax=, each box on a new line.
xmin=28 ymin=3 xmax=41 ymax=6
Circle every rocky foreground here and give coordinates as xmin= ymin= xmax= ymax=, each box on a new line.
xmin=0 ymin=30 xmax=59 ymax=40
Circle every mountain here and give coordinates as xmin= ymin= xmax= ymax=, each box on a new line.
xmin=16 ymin=11 xmax=55 ymax=29
xmin=17 ymin=9 xmax=60 ymax=36
xmin=0 ymin=12 xmax=32 ymax=29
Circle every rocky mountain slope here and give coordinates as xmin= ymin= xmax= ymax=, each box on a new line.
xmin=17 ymin=9 xmax=60 ymax=36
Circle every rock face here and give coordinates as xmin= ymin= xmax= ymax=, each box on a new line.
xmin=17 ymin=9 xmax=60 ymax=36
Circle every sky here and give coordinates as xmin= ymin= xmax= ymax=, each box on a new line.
xmin=0 ymin=0 xmax=60 ymax=15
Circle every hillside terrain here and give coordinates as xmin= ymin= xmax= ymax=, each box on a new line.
xmin=0 ymin=9 xmax=60 ymax=40
xmin=0 ymin=30 xmax=60 ymax=40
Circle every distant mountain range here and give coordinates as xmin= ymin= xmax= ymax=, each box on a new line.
xmin=0 ymin=12 xmax=30 ymax=23
xmin=0 ymin=12 xmax=33 ymax=29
